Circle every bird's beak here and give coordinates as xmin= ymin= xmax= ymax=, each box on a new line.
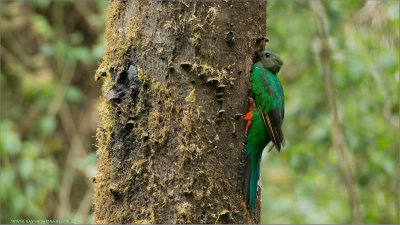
xmin=277 ymin=57 xmax=283 ymax=66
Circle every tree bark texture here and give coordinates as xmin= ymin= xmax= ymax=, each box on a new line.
xmin=94 ymin=0 xmax=266 ymax=223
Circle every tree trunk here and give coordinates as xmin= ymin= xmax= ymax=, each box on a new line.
xmin=94 ymin=0 xmax=266 ymax=223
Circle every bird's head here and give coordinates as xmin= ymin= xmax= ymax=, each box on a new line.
xmin=258 ymin=50 xmax=283 ymax=74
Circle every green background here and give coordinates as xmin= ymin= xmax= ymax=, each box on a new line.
xmin=1 ymin=0 xmax=398 ymax=224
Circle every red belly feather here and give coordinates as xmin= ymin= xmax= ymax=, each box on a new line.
xmin=245 ymin=98 xmax=256 ymax=134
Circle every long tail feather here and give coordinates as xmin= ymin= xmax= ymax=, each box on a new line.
xmin=244 ymin=152 xmax=263 ymax=212
xmin=243 ymin=155 xmax=251 ymax=208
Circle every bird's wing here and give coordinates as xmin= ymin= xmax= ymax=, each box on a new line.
xmin=250 ymin=67 xmax=284 ymax=151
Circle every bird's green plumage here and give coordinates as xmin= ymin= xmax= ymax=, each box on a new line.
xmin=244 ymin=51 xmax=285 ymax=212
xmin=250 ymin=62 xmax=284 ymax=116
xmin=245 ymin=107 xmax=269 ymax=210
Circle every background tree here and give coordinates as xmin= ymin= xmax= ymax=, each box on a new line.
xmin=1 ymin=1 xmax=106 ymax=223
xmin=93 ymin=0 xmax=266 ymax=223
xmin=261 ymin=1 xmax=398 ymax=223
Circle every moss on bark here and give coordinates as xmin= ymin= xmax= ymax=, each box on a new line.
xmin=94 ymin=1 xmax=266 ymax=223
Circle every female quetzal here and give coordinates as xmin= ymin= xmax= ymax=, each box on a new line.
xmin=244 ymin=50 xmax=285 ymax=211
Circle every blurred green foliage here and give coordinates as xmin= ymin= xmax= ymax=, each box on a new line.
xmin=1 ymin=1 xmax=107 ymax=223
xmin=1 ymin=1 xmax=398 ymax=224
xmin=261 ymin=0 xmax=399 ymax=224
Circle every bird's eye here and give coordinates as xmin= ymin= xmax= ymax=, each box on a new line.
xmin=265 ymin=53 xmax=270 ymax=58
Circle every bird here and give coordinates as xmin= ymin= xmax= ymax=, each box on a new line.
xmin=243 ymin=50 xmax=285 ymax=212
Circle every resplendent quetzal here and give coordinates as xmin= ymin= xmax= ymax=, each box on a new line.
xmin=244 ymin=50 xmax=285 ymax=211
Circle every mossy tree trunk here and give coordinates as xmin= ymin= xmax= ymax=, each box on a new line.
xmin=94 ymin=0 xmax=266 ymax=223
